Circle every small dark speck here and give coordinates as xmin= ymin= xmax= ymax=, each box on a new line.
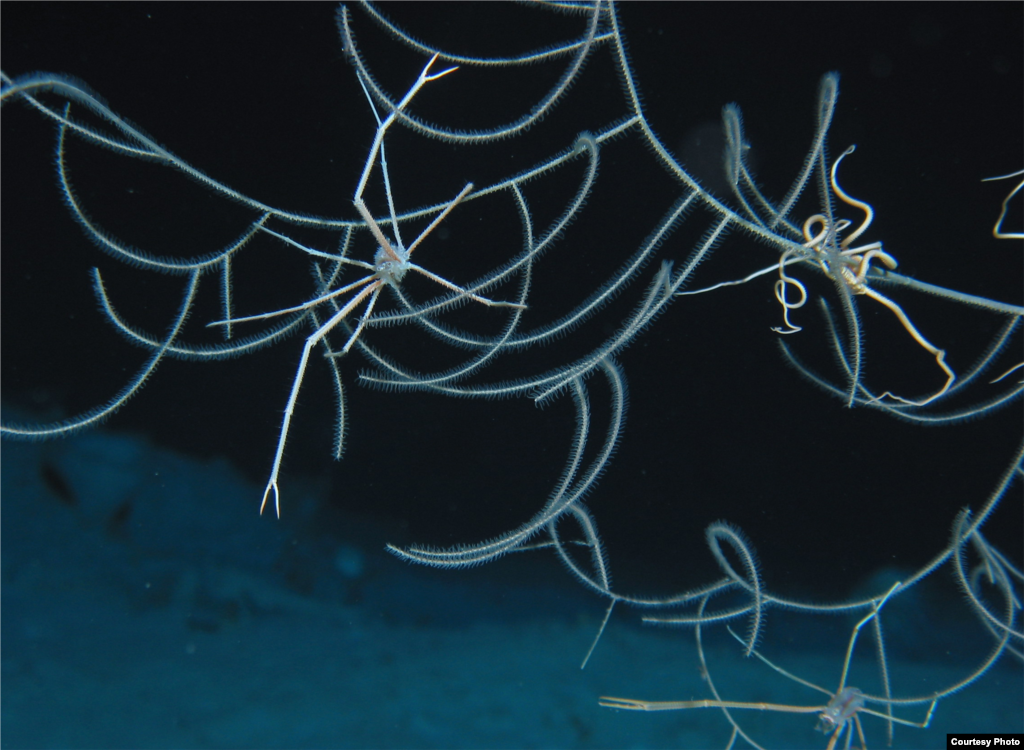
xmin=107 ymin=499 xmax=133 ymax=537
xmin=41 ymin=461 xmax=76 ymax=506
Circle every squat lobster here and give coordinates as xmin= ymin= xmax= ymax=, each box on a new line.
xmin=600 ymin=583 xmax=937 ymax=750
xmin=208 ymin=54 xmax=525 ymax=517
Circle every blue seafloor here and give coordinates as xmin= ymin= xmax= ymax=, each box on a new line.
xmin=1 ymin=424 xmax=1020 ymax=749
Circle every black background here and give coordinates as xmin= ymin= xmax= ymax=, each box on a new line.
xmin=3 ymin=3 xmax=1021 ymax=606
